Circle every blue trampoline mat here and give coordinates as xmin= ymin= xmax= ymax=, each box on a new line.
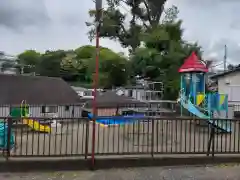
xmin=87 ymin=113 xmax=144 ymax=125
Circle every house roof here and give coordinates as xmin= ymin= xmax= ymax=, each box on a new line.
xmin=211 ymin=67 xmax=240 ymax=79
xmin=84 ymin=90 xmax=146 ymax=108
xmin=0 ymin=74 xmax=81 ymax=105
xmin=71 ymin=86 xmax=87 ymax=91
xmin=178 ymin=52 xmax=208 ymax=73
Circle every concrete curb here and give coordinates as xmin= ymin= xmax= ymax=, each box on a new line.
xmin=0 ymin=156 xmax=240 ymax=172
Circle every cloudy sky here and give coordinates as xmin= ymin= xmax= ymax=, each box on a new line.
xmin=0 ymin=0 xmax=240 ymax=66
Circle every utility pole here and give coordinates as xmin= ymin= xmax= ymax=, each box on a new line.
xmin=224 ymin=44 xmax=227 ymax=72
xmin=91 ymin=0 xmax=102 ymax=169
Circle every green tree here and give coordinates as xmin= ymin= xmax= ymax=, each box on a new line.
xmin=37 ymin=50 xmax=66 ymax=77
xmin=18 ymin=50 xmax=41 ymax=65
xmin=78 ymin=46 xmax=129 ymax=88
xmin=87 ymin=0 xmax=169 ymax=53
xmin=128 ymin=6 xmax=202 ymax=99
xmin=61 ymin=45 xmax=128 ymax=88
xmin=17 ymin=50 xmax=41 ymax=73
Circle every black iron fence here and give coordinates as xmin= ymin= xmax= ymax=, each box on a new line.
xmin=0 ymin=102 xmax=239 ymax=162
xmin=0 ymin=116 xmax=240 ymax=159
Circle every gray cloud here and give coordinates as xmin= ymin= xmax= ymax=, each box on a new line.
xmin=0 ymin=0 xmax=50 ymax=29
xmin=205 ymin=39 xmax=240 ymax=64
xmin=171 ymin=0 xmax=240 ymax=64
xmin=0 ymin=0 xmax=240 ymax=62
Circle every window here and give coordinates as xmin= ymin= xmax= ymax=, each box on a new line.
xmin=129 ymin=90 xmax=133 ymax=97
xmin=65 ymin=106 xmax=70 ymax=111
xmin=41 ymin=106 xmax=57 ymax=113
xmin=41 ymin=106 xmax=46 ymax=113
xmin=84 ymin=90 xmax=93 ymax=96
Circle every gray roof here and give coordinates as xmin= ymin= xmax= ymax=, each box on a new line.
xmin=0 ymin=74 xmax=81 ymax=105
xmin=71 ymin=86 xmax=87 ymax=91
xmin=84 ymin=91 xmax=146 ymax=108
xmin=211 ymin=68 xmax=240 ymax=79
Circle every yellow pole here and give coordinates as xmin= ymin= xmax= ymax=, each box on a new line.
xmin=20 ymin=100 xmax=24 ymax=117
xmin=24 ymin=100 xmax=26 ymax=116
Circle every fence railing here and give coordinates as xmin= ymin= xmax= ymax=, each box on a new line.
xmin=0 ymin=116 xmax=240 ymax=160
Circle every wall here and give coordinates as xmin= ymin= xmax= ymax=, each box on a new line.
xmin=0 ymin=106 xmax=10 ymax=117
xmin=218 ymin=71 xmax=240 ymax=103
xmin=28 ymin=105 xmax=82 ymax=118
xmin=57 ymin=105 xmax=82 ymax=118
xmin=86 ymin=107 xmax=127 ymax=116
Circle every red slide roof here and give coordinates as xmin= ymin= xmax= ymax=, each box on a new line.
xmin=178 ymin=52 xmax=208 ymax=73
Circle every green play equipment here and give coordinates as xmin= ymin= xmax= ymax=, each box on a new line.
xmin=10 ymin=100 xmax=29 ymax=118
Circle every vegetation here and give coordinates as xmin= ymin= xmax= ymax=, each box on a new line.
xmin=87 ymin=2 xmax=202 ymax=99
xmin=0 ymin=46 xmax=128 ymax=89
xmin=1 ymin=2 xmax=204 ymax=99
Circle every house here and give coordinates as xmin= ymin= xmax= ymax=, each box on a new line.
xmin=0 ymin=74 xmax=82 ymax=118
xmin=82 ymin=90 xmax=146 ymax=116
xmin=211 ymin=68 xmax=240 ymax=114
xmin=211 ymin=68 xmax=240 ymax=102
xmin=116 ymin=81 xmax=164 ymax=102
xmin=71 ymin=86 xmax=103 ymax=99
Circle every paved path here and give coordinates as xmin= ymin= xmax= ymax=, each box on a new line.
xmin=1 ymin=164 xmax=240 ymax=180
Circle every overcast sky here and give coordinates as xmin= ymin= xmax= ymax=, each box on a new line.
xmin=0 ymin=0 xmax=240 ymax=66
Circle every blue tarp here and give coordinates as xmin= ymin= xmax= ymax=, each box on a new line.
xmin=87 ymin=113 xmax=145 ymax=125
xmin=0 ymin=122 xmax=15 ymax=149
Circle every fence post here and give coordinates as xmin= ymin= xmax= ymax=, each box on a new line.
xmin=85 ymin=119 xmax=89 ymax=159
xmin=6 ymin=117 xmax=13 ymax=160
xmin=151 ymin=117 xmax=155 ymax=157
xmin=211 ymin=119 xmax=215 ymax=157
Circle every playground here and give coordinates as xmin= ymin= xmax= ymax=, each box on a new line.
xmin=8 ymin=118 xmax=240 ymax=157
xmin=0 ymin=52 xmax=239 ymax=158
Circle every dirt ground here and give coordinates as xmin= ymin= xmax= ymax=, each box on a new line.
xmin=10 ymin=120 xmax=240 ymax=156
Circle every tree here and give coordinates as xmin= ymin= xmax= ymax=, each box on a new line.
xmin=86 ymin=0 xmax=169 ymax=53
xmin=98 ymin=48 xmax=128 ymax=88
xmin=37 ymin=50 xmax=65 ymax=77
xmin=17 ymin=50 xmax=41 ymax=74
xmin=76 ymin=45 xmax=129 ymax=88
xmin=128 ymin=6 xmax=202 ymax=99
xmin=227 ymin=64 xmax=235 ymax=70
xmin=0 ymin=52 xmax=18 ymax=73
xmin=0 ymin=61 xmax=16 ymax=73
xmin=18 ymin=50 xmax=41 ymax=65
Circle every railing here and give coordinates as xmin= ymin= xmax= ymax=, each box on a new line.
xmin=0 ymin=116 xmax=240 ymax=159
xmin=10 ymin=117 xmax=89 ymax=158
xmin=0 ymin=102 xmax=239 ymax=163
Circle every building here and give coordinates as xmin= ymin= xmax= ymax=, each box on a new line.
xmin=116 ymin=81 xmax=164 ymax=102
xmin=0 ymin=74 xmax=82 ymax=118
xmin=71 ymin=86 xmax=103 ymax=99
xmin=211 ymin=68 xmax=240 ymax=102
xmin=83 ymin=90 xmax=146 ymax=116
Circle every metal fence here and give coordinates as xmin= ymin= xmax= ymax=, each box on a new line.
xmin=0 ymin=116 xmax=240 ymax=159
xmin=0 ymin=102 xmax=239 ymax=161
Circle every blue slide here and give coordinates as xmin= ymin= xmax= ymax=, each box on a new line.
xmin=180 ymin=96 xmax=231 ymax=133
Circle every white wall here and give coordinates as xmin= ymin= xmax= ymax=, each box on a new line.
xmin=0 ymin=106 xmax=10 ymax=117
xmin=57 ymin=105 xmax=82 ymax=118
xmin=29 ymin=105 xmax=82 ymax=118
xmin=218 ymin=71 xmax=240 ymax=102
xmin=0 ymin=105 xmax=83 ymax=119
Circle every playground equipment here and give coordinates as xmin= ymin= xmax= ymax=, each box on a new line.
xmin=20 ymin=100 xmax=51 ymax=133
xmin=178 ymin=52 xmax=231 ymax=133
xmin=0 ymin=121 xmax=15 ymax=150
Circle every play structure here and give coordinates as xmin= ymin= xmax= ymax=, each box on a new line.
xmin=178 ymin=52 xmax=231 ymax=133
xmin=0 ymin=121 xmax=15 ymax=150
xmin=87 ymin=112 xmax=145 ymax=127
xmin=10 ymin=100 xmax=51 ymax=133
